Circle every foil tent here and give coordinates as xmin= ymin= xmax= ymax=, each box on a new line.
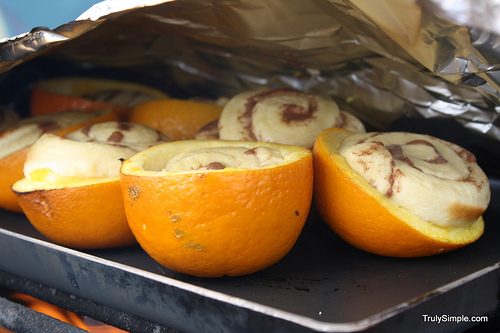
xmin=0 ymin=0 xmax=499 ymax=174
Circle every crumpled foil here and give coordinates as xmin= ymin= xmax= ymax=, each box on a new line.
xmin=0 ymin=0 xmax=499 ymax=173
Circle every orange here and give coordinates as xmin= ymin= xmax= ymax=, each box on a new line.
xmin=120 ymin=140 xmax=313 ymax=277
xmin=0 ymin=109 xmax=118 ymax=213
xmin=10 ymin=121 xmax=169 ymax=249
xmin=30 ymin=77 xmax=169 ymax=120
xmin=312 ymin=128 xmax=485 ymax=257
xmin=12 ymin=178 xmax=135 ymax=249
xmin=128 ymin=98 xmax=223 ymax=140
xmin=0 ymin=147 xmax=28 ymax=212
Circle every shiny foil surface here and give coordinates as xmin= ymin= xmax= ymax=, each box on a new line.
xmin=0 ymin=0 xmax=499 ymax=173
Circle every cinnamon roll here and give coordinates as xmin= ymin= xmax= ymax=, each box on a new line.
xmin=23 ymin=122 xmax=170 ymax=182
xmin=65 ymin=121 xmax=171 ymax=152
xmin=195 ymin=120 xmax=220 ymax=140
xmin=214 ymin=88 xmax=365 ymax=148
xmin=338 ymin=132 xmax=491 ymax=228
xmin=162 ymin=146 xmax=286 ymax=172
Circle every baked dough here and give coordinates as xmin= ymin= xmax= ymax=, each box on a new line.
xmin=339 ymin=132 xmax=491 ymax=228
xmin=0 ymin=110 xmax=110 ymax=161
xmin=163 ymin=146 xmax=285 ymax=172
xmin=215 ymin=88 xmax=365 ymax=148
xmin=23 ymin=122 xmax=170 ymax=182
xmin=66 ymin=121 xmax=170 ymax=152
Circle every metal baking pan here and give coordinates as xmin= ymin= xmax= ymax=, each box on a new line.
xmin=0 ymin=177 xmax=498 ymax=332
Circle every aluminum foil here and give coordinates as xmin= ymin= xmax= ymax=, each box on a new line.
xmin=0 ymin=0 xmax=499 ymax=171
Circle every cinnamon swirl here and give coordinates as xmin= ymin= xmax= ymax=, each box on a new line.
xmin=213 ymin=88 xmax=365 ymax=148
xmin=338 ymin=132 xmax=491 ymax=228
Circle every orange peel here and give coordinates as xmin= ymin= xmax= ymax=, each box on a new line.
xmin=30 ymin=77 xmax=169 ymax=120
xmin=0 ymin=109 xmax=117 ymax=213
xmin=129 ymin=98 xmax=223 ymax=140
xmin=312 ymin=128 xmax=488 ymax=257
xmin=11 ymin=121 xmax=169 ymax=249
xmin=120 ymin=140 xmax=313 ymax=277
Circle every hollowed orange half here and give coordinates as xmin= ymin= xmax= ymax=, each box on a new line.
xmin=128 ymin=98 xmax=223 ymax=140
xmin=12 ymin=178 xmax=135 ymax=249
xmin=312 ymin=128 xmax=485 ymax=257
xmin=0 ymin=109 xmax=117 ymax=213
xmin=120 ymin=140 xmax=313 ymax=277
xmin=30 ymin=77 xmax=169 ymax=120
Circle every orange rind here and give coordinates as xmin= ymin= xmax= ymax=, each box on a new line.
xmin=129 ymin=98 xmax=223 ymax=140
xmin=11 ymin=122 xmax=169 ymax=249
xmin=312 ymin=128 xmax=489 ymax=257
xmin=120 ymin=140 xmax=313 ymax=277
xmin=0 ymin=109 xmax=117 ymax=213
xmin=30 ymin=77 xmax=169 ymax=120
xmin=13 ymin=177 xmax=135 ymax=249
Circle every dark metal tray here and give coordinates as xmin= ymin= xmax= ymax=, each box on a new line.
xmin=0 ymin=178 xmax=499 ymax=332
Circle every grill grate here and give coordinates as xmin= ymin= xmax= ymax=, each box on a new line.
xmin=0 ymin=270 xmax=179 ymax=333
xmin=0 ymin=294 xmax=88 ymax=333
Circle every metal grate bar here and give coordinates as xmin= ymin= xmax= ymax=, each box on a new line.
xmin=0 ymin=270 xmax=180 ymax=333
xmin=0 ymin=295 xmax=88 ymax=333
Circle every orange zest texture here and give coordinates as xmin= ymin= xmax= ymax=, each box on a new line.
xmin=13 ymin=179 xmax=135 ymax=249
xmin=120 ymin=140 xmax=313 ymax=277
